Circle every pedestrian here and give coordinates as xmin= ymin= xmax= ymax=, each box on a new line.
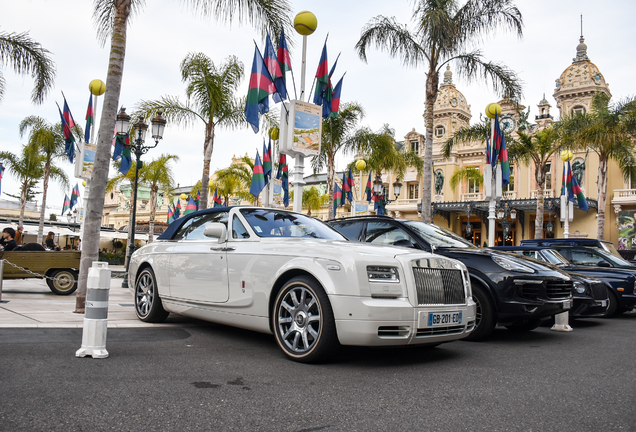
xmin=15 ymin=226 xmax=23 ymax=246
xmin=45 ymin=231 xmax=59 ymax=251
xmin=76 ymin=239 xmax=82 ymax=251
xmin=1 ymin=227 xmax=18 ymax=251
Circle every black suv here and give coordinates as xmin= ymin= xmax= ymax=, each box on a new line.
xmin=328 ymin=216 xmax=573 ymax=341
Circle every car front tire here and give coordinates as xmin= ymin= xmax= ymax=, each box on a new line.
xmin=135 ymin=267 xmax=169 ymax=323
xmin=464 ymin=284 xmax=496 ymax=341
xmin=272 ymin=276 xmax=339 ymax=363
xmin=603 ymin=289 xmax=618 ymax=317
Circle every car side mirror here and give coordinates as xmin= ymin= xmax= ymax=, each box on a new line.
xmin=203 ymin=223 xmax=227 ymax=243
xmin=597 ymin=261 xmax=612 ymax=268
xmin=393 ymin=239 xmax=415 ymax=248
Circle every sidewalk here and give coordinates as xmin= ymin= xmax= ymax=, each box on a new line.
xmin=0 ymin=265 xmax=194 ymax=328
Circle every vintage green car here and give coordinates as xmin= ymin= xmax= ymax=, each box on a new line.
xmin=0 ymin=250 xmax=81 ymax=295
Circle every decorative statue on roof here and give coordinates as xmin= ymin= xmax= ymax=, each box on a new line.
xmin=572 ymin=150 xmax=588 ymax=185
xmin=517 ymin=107 xmax=531 ymax=132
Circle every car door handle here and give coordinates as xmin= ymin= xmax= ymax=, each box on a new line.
xmin=210 ymin=246 xmax=236 ymax=251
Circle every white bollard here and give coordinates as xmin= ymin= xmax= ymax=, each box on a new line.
xmin=551 ymin=311 xmax=573 ymax=332
xmin=76 ymin=262 xmax=112 ymax=358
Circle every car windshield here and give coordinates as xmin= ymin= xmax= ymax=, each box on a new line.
xmin=592 ymin=248 xmax=634 ymax=267
xmin=240 ymin=209 xmax=345 ymax=240
xmin=601 ymin=241 xmax=622 ymax=258
xmin=403 ymin=221 xmax=476 ymax=248
xmin=542 ymin=249 xmax=569 ymax=265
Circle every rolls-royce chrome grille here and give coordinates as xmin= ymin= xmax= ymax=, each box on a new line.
xmin=412 ymin=267 xmax=465 ymax=305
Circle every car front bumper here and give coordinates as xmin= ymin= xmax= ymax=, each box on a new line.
xmin=329 ymin=295 xmax=476 ymax=346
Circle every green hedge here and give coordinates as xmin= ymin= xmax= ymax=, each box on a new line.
xmin=99 ymin=252 xmax=125 ymax=265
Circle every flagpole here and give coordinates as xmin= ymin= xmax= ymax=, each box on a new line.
xmin=488 ymin=116 xmax=496 ymax=247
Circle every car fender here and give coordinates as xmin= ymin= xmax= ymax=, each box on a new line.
xmin=272 ymin=256 xmax=344 ymax=297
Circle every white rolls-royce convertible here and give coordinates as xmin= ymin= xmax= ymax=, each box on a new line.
xmin=128 ymin=207 xmax=476 ymax=362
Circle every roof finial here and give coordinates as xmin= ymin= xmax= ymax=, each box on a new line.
xmin=580 ymin=14 xmax=583 ymax=38
xmin=574 ymin=15 xmax=589 ymax=63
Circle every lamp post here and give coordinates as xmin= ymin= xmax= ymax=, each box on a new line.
xmin=496 ymin=202 xmax=517 ymax=245
xmin=120 ymin=108 xmax=166 ymax=288
xmin=372 ymin=175 xmax=402 ymax=213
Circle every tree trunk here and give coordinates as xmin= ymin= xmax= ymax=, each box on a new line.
xmin=327 ymin=145 xmax=335 ymax=219
xmin=19 ymin=180 xmax=27 ymax=228
xmin=37 ymin=161 xmax=51 ymax=244
xmin=148 ymin=187 xmax=157 ymax=243
xmin=534 ymin=166 xmax=545 ymax=239
xmin=199 ymin=122 xmax=214 ymax=210
xmin=76 ymin=0 xmax=131 ymax=313
xmin=123 ymin=192 xmax=134 ymax=268
xmin=597 ymin=157 xmax=608 ymax=240
xmin=421 ymin=70 xmax=439 ymax=223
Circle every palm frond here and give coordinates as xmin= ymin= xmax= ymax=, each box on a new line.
xmin=355 ymin=16 xmax=428 ymax=66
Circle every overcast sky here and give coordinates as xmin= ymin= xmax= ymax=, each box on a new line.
xmin=1 ymin=0 xmax=634 ymax=217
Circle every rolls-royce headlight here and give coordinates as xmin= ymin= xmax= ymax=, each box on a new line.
xmin=574 ymin=281 xmax=587 ymax=294
xmin=492 ymin=256 xmax=535 ymax=274
xmin=367 ymin=266 xmax=400 ymax=283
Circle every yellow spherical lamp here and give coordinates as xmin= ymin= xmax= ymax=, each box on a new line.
xmin=180 ymin=193 xmax=187 ymax=201
xmin=294 ymin=11 xmax=317 ymax=36
xmin=560 ymin=150 xmax=573 ymax=162
xmin=89 ymin=79 xmax=106 ymax=96
xmin=82 ymin=180 xmax=87 ymax=187
xmin=269 ymin=126 xmax=280 ymax=140
xmin=485 ymin=103 xmax=502 ymax=119
xmin=355 ymin=160 xmax=366 ymax=171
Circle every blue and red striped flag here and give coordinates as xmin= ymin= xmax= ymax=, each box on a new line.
xmin=250 ymin=151 xmax=266 ymax=198
xmin=313 ymin=42 xmax=329 ymax=105
xmin=262 ymin=140 xmax=272 ymax=183
xmin=0 ymin=163 xmax=4 ymax=196
xmin=113 ymin=133 xmax=132 ymax=174
xmin=63 ymin=95 xmax=76 ymax=128
xmin=245 ymin=46 xmax=277 ymax=133
xmin=347 ymin=168 xmax=355 ymax=203
xmin=365 ymin=172 xmax=372 ymax=202
xmin=61 ymin=194 xmax=70 ymax=215
xmin=492 ymin=114 xmax=510 ymax=187
xmin=212 ymin=188 xmax=222 ymax=207
xmin=276 ymin=153 xmax=289 ymax=207
xmin=333 ymin=182 xmax=342 ymax=214
xmin=175 ymin=200 xmax=181 ymax=218
xmin=372 ymin=191 xmax=384 ymax=216
xmin=84 ymin=92 xmax=93 ymax=143
xmin=69 ymin=183 xmax=80 ymax=210
xmin=485 ymin=133 xmax=491 ymax=165
xmin=167 ymin=205 xmax=174 ymax=223
xmin=172 ymin=204 xmax=179 ymax=219
xmin=264 ymin=32 xmax=285 ymax=103
xmin=277 ymin=28 xmax=292 ymax=100
xmin=342 ymin=171 xmax=351 ymax=205
xmin=184 ymin=197 xmax=197 ymax=215
xmin=566 ymin=160 xmax=589 ymax=212
xmin=195 ymin=190 xmax=201 ymax=210
xmin=328 ymin=76 xmax=344 ymax=118
xmin=57 ymin=103 xmax=75 ymax=162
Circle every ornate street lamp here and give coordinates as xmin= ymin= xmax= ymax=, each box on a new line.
xmin=372 ymin=175 xmax=402 ymax=213
xmin=496 ymin=203 xmax=516 ymax=245
xmin=121 ymin=110 xmax=167 ymax=288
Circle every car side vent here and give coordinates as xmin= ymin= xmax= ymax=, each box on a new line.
xmin=412 ymin=267 xmax=465 ymax=305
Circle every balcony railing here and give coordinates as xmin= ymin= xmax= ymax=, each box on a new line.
xmin=503 ymin=191 xmax=517 ymax=199
xmin=461 ymin=192 xmax=482 ymax=201
xmin=531 ymin=189 xmax=554 ymax=198
xmin=615 ymin=189 xmax=636 ymax=198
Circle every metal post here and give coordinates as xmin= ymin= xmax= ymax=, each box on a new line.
xmin=292 ymin=34 xmax=309 ymax=213
xmin=300 ymin=35 xmax=308 ymax=100
xmin=488 ymin=119 xmax=497 ymax=247
xmin=564 ymin=203 xmax=570 ymax=238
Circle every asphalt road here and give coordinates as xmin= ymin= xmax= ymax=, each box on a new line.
xmin=1 ymin=315 xmax=635 ymax=431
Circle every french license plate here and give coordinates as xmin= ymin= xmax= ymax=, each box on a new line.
xmin=562 ymin=300 xmax=572 ymax=310
xmin=428 ymin=311 xmax=462 ymax=326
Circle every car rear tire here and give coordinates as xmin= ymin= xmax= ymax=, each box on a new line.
xmin=464 ymin=285 xmax=496 ymax=341
xmin=603 ymin=289 xmax=618 ymax=317
xmin=135 ymin=267 xmax=169 ymax=323
xmin=46 ymin=269 xmax=78 ymax=295
xmin=505 ymin=319 xmax=542 ymax=332
xmin=272 ymin=276 xmax=339 ymax=363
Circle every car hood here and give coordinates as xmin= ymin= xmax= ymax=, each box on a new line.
xmin=436 ymin=247 xmax=557 ymax=272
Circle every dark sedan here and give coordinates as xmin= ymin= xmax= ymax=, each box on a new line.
xmin=328 ymin=216 xmax=573 ymax=341
xmin=493 ymin=245 xmax=636 ymax=316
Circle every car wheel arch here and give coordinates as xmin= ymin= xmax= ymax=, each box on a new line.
xmin=470 ymin=275 xmax=499 ymax=313
xmin=268 ymin=270 xmax=324 ymax=334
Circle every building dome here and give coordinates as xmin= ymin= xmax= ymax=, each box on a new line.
xmin=554 ymin=36 xmax=607 ymax=92
xmin=434 ymin=66 xmax=470 ymax=114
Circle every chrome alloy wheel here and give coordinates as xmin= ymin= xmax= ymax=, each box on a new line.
xmin=135 ymin=270 xmax=154 ymax=318
xmin=473 ymin=294 xmax=482 ymax=328
xmin=277 ymin=286 xmax=322 ymax=354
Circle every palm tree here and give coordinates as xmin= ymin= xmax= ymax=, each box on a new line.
xmin=0 ymin=146 xmax=45 ymax=226
xmin=303 ymin=186 xmax=328 ymax=216
xmin=355 ymin=0 xmax=523 ymax=223
xmin=214 ymin=155 xmax=256 ymax=205
xmin=0 ymin=31 xmax=56 ymax=104
xmin=449 ymin=166 xmax=483 ymax=191
xmin=558 ymin=93 xmax=636 ymax=239
xmin=135 ymin=53 xmax=246 ymax=210
xmin=78 ymin=0 xmax=292 ymax=311
xmin=140 ymin=154 xmax=178 ymax=243
xmin=19 ymin=116 xmax=70 ymax=243
xmin=312 ymin=103 xmax=367 ymax=219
